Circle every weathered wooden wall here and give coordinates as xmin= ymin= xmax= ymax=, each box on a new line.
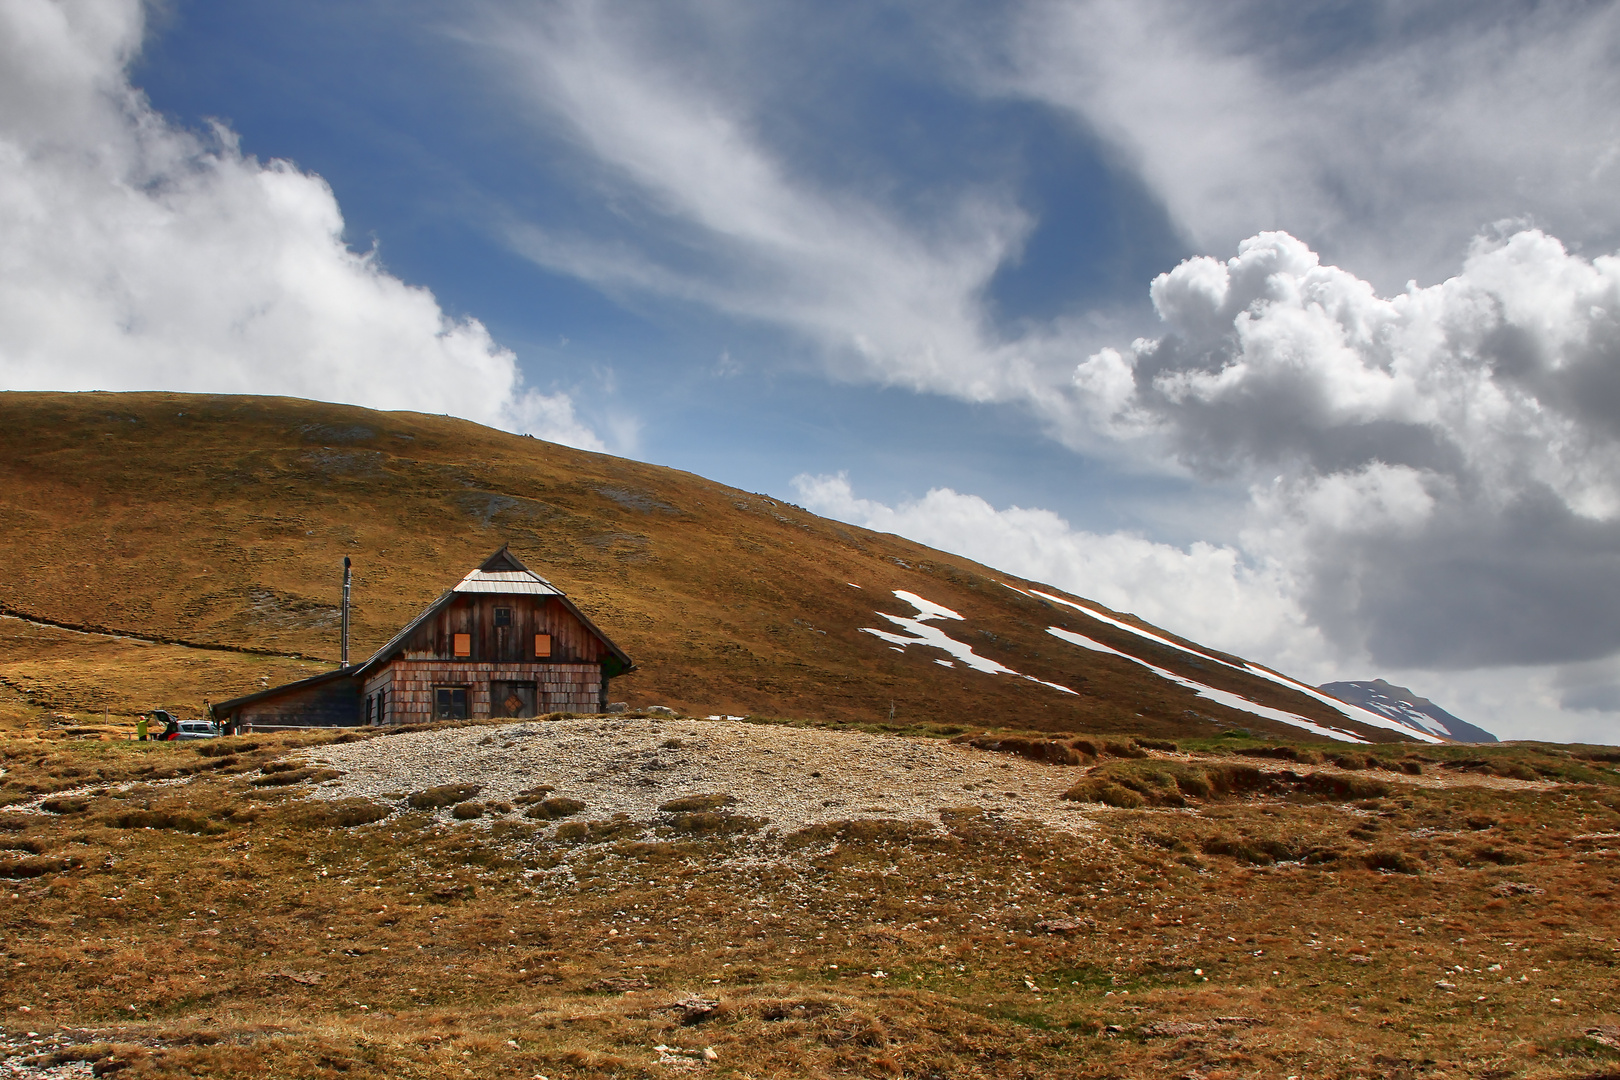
xmin=404 ymin=595 xmax=603 ymax=664
xmin=362 ymin=661 xmax=602 ymax=725
xmin=234 ymin=678 xmax=360 ymax=731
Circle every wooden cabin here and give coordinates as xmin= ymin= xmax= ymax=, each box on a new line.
xmin=212 ymin=547 xmax=633 ymax=731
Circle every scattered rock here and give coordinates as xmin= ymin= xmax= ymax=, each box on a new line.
xmin=644 ymin=706 xmax=678 ymax=718
xmin=1490 ymin=881 xmax=1543 ymax=897
xmin=1587 ymin=1026 xmax=1620 ymax=1049
xmin=1140 ymin=1021 xmax=1207 ymax=1038
xmin=1435 ymin=980 xmax=1458 ymax=992
xmin=271 ymin=970 xmax=324 ymax=985
xmin=668 ymin=995 xmax=720 ymax=1025
xmin=1033 ymin=917 xmax=1086 ymax=934
xmin=606 ymin=703 xmax=628 ymax=714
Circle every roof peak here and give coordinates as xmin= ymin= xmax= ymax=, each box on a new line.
xmin=477 ymin=545 xmax=530 ymax=574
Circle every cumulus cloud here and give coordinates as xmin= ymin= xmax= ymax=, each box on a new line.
xmin=1069 ymin=229 xmax=1620 ymax=672
xmin=993 ymin=0 xmax=1620 ymax=288
xmin=0 ymin=0 xmax=603 ymax=450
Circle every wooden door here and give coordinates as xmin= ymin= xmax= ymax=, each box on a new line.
xmin=490 ymin=681 xmax=537 ymax=719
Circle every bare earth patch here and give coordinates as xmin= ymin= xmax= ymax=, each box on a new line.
xmin=305 ymin=716 xmax=1099 ymax=836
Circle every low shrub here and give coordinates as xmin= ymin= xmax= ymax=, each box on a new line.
xmin=452 ymin=801 xmax=485 ymax=820
xmin=40 ymin=797 xmax=90 ymax=815
xmin=1301 ymin=772 xmax=1391 ymax=799
xmin=1063 ymin=761 xmax=1268 ymax=807
xmin=553 ymin=815 xmax=646 ymax=843
xmin=524 ymin=796 xmax=586 ymax=821
xmin=1135 ymin=738 xmax=1179 ymax=752
xmin=668 ymin=810 xmax=767 ymax=834
xmin=252 ymin=768 xmax=340 ymax=788
xmin=0 ymin=855 xmax=77 ymax=879
xmin=1365 ymin=849 xmax=1423 ymax=874
xmin=659 ymin=793 xmax=735 ymax=813
xmin=1202 ymin=834 xmax=1297 ymax=865
xmin=1062 ymin=779 xmax=1147 ymax=809
xmin=964 ymin=736 xmax=1084 ymax=765
xmin=288 ymin=798 xmax=390 ymax=828
xmin=407 ymin=783 xmax=482 ymax=810
xmin=104 ymin=809 xmax=226 ymax=835
xmin=1238 ymin=746 xmax=1324 ymax=765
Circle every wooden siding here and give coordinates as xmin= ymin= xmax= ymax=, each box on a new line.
xmin=233 ymin=678 xmax=360 ymax=731
xmin=404 ymin=595 xmax=603 ymax=665
xmin=364 ymin=661 xmax=603 ymax=725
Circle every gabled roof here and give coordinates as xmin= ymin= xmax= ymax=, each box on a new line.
xmin=454 ymin=548 xmax=562 ymax=595
xmin=352 ymin=545 xmax=632 ymax=677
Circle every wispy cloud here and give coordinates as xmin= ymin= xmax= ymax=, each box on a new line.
xmin=465 ymin=0 xmax=1055 ymax=405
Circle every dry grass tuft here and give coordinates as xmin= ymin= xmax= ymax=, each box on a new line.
xmin=657 ymin=793 xmax=736 ymax=812
xmin=406 ymin=783 xmax=482 ymax=809
xmin=523 ymin=796 xmax=586 ymax=821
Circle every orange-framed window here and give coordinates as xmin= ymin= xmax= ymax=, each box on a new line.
xmin=453 ymin=633 xmax=471 ymax=658
xmin=534 ymin=633 xmax=552 ymax=658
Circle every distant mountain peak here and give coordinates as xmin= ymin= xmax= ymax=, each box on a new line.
xmin=1319 ymin=680 xmax=1497 ymax=743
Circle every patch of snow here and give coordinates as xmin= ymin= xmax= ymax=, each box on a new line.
xmin=1044 ymin=625 xmax=1366 ymax=743
xmin=934 ymin=659 xmax=955 ymax=668
xmin=863 ymin=591 xmax=1077 ymax=695
xmin=1012 ymin=585 xmax=1442 ymax=743
xmin=892 ymin=590 xmax=964 ymax=622
xmin=847 ymin=582 xmax=862 ymax=588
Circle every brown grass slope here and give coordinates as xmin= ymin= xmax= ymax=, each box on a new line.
xmin=0 ymin=391 xmax=1406 ymax=741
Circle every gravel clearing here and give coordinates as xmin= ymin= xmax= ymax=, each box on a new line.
xmin=303 ymin=717 xmax=1099 ymax=836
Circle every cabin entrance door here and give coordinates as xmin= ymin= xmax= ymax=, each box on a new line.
xmin=490 ymin=681 xmax=537 ymax=719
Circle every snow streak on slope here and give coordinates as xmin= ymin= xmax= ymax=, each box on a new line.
xmin=1011 ymin=586 xmax=1444 ymax=743
xmin=862 ymin=591 xmax=1077 ymax=695
xmin=1043 ymin=627 xmax=1366 ymax=743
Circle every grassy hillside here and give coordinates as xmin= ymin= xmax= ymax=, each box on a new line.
xmin=0 ymin=391 xmax=1404 ymax=742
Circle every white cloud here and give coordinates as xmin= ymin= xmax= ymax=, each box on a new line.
xmin=995 ymin=0 xmax=1620 ymax=288
xmin=0 ymin=0 xmax=604 ymax=451
xmin=793 ymin=471 xmax=1324 ymax=673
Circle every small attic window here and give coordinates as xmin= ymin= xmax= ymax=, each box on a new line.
xmin=535 ymin=633 xmax=552 ymax=658
xmin=494 ymin=607 xmax=512 ymax=628
xmin=453 ymin=633 xmax=471 ymax=658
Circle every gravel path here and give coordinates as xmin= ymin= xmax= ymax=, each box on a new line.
xmin=304 ymin=717 xmax=1100 ymax=836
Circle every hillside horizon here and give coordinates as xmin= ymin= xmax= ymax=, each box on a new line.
xmin=0 ymin=391 xmax=1457 ymax=744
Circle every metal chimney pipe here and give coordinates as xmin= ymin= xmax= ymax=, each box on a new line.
xmin=341 ymin=557 xmax=352 ymax=666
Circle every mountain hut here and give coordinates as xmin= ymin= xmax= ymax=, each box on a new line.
xmin=211 ymin=547 xmax=633 ymax=731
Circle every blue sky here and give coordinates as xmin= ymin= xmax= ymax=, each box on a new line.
xmin=7 ymin=0 xmax=1620 ymax=741
xmin=130 ymin=0 xmax=1189 ymax=527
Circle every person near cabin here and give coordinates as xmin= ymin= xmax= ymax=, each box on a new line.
xmin=136 ymin=714 xmax=148 ymax=742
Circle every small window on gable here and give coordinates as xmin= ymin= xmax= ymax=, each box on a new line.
xmin=453 ymin=633 xmax=471 ymax=658
xmin=494 ymin=607 xmax=512 ymax=628
xmin=535 ymin=633 xmax=552 ymax=658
